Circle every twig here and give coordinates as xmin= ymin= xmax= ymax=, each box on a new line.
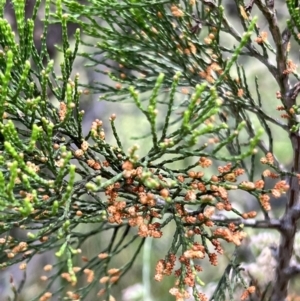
xmin=245 ymin=0 xmax=255 ymax=13
xmin=210 ymin=215 xmax=281 ymax=229
xmin=254 ymin=0 xmax=290 ymax=95
xmin=288 ymin=81 xmax=300 ymax=100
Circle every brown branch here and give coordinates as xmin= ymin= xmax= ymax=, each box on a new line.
xmin=272 ymin=156 xmax=300 ymax=301
xmin=254 ymin=0 xmax=290 ymax=98
xmin=248 ymin=2 xmax=300 ymax=301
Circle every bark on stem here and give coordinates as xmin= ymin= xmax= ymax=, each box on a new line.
xmin=251 ymin=2 xmax=300 ymax=300
xmin=271 ymin=133 xmax=300 ymax=301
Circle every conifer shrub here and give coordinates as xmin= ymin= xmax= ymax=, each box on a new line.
xmin=1 ymin=1 xmax=300 ymax=301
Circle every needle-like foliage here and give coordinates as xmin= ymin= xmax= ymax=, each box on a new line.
xmin=1 ymin=0 xmax=300 ymax=301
